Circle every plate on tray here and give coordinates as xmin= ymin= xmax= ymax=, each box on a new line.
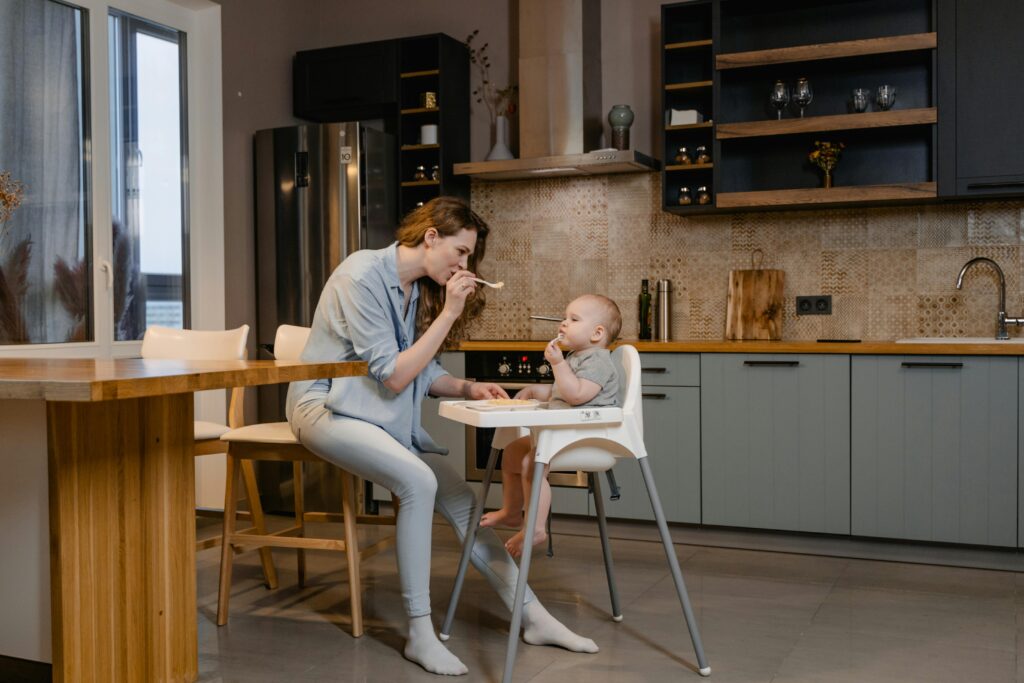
xmin=464 ymin=399 xmax=545 ymax=411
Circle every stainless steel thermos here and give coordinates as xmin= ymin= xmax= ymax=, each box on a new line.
xmin=655 ymin=279 xmax=672 ymax=341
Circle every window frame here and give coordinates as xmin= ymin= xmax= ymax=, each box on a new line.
xmin=0 ymin=0 xmax=223 ymax=360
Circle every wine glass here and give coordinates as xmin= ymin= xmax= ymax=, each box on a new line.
xmin=793 ymin=77 xmax=813 ymax=118
xmin=851 ymin=88 xmax=870 ymax=113
xmin=769 ymin=80 xmax=790 ymax=120
xmin=876 ymin=84 xmax=897 ymax=110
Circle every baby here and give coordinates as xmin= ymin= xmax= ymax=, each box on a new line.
xmin=480 ymin=294 xmax=622 ymax=557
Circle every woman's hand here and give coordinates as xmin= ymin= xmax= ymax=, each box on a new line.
xmin=544 ymin=337 xmax=565 ymax=366
xmin=513 ymin=386 xmax=535 ymax=400
xmin=465 ymin=381 xmax=509 ymax=400
xmin=443 ymin=270 xmax=477 ymax=318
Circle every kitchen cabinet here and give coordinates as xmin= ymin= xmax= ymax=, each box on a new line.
xmin=851 ymin=355 xmax=1017 ymax=547
xmin=701 ymin=353 xmax=850 ymax=534
xmin=661 ymin=0 xmax=937 ymax=213
xmin=597 ymin=354 xmax=701 ymax=524
xmin=937 ymin=0 xmax=1024 ymax=197
xmin=294 ymin=40 xmax=398 ymax=122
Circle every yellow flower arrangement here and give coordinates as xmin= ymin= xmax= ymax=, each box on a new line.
xmin=808 ymin=141 xmax=844 ymax=188
xmin=0 ymin=171 xmax=25 ymax=229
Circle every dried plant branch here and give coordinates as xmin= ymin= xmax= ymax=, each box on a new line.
xmin=0 ymin=237 xmax=32 ymax=343
xmin=465 ymin=29 xmax=518 ymax=122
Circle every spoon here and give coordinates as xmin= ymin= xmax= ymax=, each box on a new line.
xmin=471 ymin=277 xmax=504 ymax=289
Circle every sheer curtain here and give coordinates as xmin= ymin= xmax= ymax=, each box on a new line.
xmin=0 ymin=0 xmax=89 ymax=344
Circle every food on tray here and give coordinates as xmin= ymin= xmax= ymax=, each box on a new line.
xmin=486 ymin=398 xmax=535 ymax=406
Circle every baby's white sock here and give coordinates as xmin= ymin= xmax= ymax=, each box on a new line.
xmin=521 ymin=600 xmax=599 ymax=653
xmin=404 ymin=614 xmax=469 ymax=676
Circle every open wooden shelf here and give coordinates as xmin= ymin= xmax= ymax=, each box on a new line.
xmin=400 ymin=69 xmax=440 ymax=78
xmin=666 ymin=121 xmax=714 ymax=131
xmin=400 ymin=106 xmax=440 ymax=115
xmin=716 ymin=32 xmax=937 ymax=70
xmin=717 ymin=107 xmax=937 ymax=139
xmin=400 ymin=179 xmax=440 ymax=187
xmin=664 ymin=204 xmax=719 ymax=215
xmin=665 ymin=38 xmax=713 ymax=51
xmin=401 ymin=143 xmax=441 ymax=151
xmin=665 ymin=80 xmax=713 ymax=92
xmin=716 ymin=181 xmax=937 ymax=208
xmin=665 ymin=163 xmax=714 ymax=172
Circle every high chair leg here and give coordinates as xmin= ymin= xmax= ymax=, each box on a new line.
xmin=441 ymin=446 xmax=500 ymax=640
xmin=217 ymin=452 xmax=242 ymax=626
xmin=638 ymin=457 xmax=710 ymax=676
xmin=502 ymin=462 xmax=547 ymax=683
xmin=294 ymin=462 xmax=306 ymax=588
xmin=341 ymin=471 xmax=364 ymax=637
xmin=240 ymin=459 xmax=278 ymax=589
xmin=589 ymin=472 xmax=623 ymax=621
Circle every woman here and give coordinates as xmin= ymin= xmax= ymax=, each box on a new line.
xmin=287 ymin=197 xmax=598 ymax=676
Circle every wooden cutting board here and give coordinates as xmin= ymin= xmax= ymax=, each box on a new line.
xmin=725 ymin=256 xmax=785 ymax=340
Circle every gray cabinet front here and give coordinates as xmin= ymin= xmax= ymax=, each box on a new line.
xmin=701 ymin=354 xmax=851 ymax=534
xmin=851 ymin=356 xmax=1017 ymax=547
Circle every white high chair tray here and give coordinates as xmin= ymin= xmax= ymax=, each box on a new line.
xmin=439 ymin=400 xmax=623 ymax=428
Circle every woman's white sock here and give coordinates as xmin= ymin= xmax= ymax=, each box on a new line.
xmin=521 ymin=600 xmax=599 ymax=653
xmin=404 ymin=614 xmax=468 ymax=676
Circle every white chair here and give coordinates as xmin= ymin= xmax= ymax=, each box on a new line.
xmin=440 ymin=345 xmax=710 ymax=682
xmin=216 ymin=324 xmax=397 ymax=637
xmin=140 ymin=324 xmax=278 ymax=588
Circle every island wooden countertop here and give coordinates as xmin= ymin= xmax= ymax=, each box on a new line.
xmin=458 ymin=339 xmax=1024 ymax=356
xmin=0 ymin=358 xmax=367 ymax=402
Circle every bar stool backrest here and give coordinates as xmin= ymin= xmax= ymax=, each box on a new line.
xmin=273 ymin=325 xmax=312 ymax=362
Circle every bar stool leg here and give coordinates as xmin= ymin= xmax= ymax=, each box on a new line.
xmin=501 ymin=462 xmax=547 ymax=683
xmin=638 ymin=458 xmax=710 ymax=676
xmin=294 ymin=462 xmax=306 ymax=588
xmin=341 ymin=471 xmax=364 ymax=637
xmin=217 ymin=452 xmax=241 ymax=626
xmin=589 ymin=472 xmax=623 ymax=621
xmin=241 ymin=460 xmax=278 ymax=589
xmin=440 ymin=446 xmax=500 ymax=640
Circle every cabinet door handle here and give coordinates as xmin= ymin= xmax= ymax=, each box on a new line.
xmin=743 ymin=360 xmax=800 ymax=367
xmin=966 ymin=181 xmax=1024 ymax=190
xmin=642 ymin=392 xmax=668 ymax=399
xmin=901 ymin=362 xmax=964 ymax=369
xmin=641 ymin=367 xmax=668 ymax=374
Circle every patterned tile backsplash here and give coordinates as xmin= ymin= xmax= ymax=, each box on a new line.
xmin=467 ymin=174 xmax=1024 ymax=341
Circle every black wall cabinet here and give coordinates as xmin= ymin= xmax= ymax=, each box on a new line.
xmin=938 ymin=0 xmax=1024 ymax=198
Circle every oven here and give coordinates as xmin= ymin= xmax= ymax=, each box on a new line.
xmin=464 ymin=349 xmax=588 ymax=488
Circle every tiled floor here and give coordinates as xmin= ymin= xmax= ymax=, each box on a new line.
xmin=196 ymin=516 xmax=1024 ymax=682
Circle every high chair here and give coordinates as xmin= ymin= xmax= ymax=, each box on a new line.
xmin=216 ymin=324 xmax=397 ymax=637
xmin=140 ymin=324 xmax=278 ymax=588
xmin=438 ymin=345 xmax=710 ymax=682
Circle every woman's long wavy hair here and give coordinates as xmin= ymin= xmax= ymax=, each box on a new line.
xmin=396 ymin=197 xmax=490 ymax=350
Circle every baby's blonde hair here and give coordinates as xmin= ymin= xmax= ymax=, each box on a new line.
xmin=581 ymin=294 xmax=622 ymax=344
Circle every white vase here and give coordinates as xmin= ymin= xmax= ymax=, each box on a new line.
xmin=485 ymin=115 xmax=514 ymax=160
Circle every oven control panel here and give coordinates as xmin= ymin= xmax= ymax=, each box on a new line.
xmin=466 ymin=350 xmax=553 ymax=382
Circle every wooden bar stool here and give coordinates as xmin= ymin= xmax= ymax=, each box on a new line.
xmin=140 ymin=324 xmax=278 ymax=589
xmin=216 ymin=324 xmax=397 ymax=637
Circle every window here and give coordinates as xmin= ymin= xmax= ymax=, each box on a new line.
xmin=109 ymin=11 xmax=189 ymax=339
xmin=0 ymin=0 xmax=91 ymax=344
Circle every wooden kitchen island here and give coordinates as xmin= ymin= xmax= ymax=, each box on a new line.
xmin=0 ymin=357 xmax=366 ymax=683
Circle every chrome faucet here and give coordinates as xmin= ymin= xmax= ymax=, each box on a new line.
xmin=955 ymin=257 xmax=1023 ymax=340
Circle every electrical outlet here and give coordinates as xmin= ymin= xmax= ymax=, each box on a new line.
xmin=796 ymin=295 xmax=832 ymax=315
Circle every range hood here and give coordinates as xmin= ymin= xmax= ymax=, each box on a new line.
xmin=454 ymin=0 xmax=660 ymax=181
xmin=454 ymin=149 xmax=658 ymax=181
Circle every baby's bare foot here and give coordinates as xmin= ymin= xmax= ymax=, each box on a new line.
xmin=505 ymin=527 xmax=548 ymax=559
xmin=480 ymin=509 xmax=523 ymax=529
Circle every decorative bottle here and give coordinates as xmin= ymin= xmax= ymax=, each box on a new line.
xmin=639 ymin=279 xmax=652 ymax=340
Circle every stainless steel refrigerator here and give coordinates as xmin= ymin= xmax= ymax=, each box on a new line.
xmin=253 ymin=120 xmax=396 ymax=512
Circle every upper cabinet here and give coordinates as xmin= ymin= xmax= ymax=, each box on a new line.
xmin=937 ymin=0 xmax=1024 ymax=197
xmin=293 ymin=34 xmax=470 ymax=215
xmin=662 ymin=0 xmax=1024 ymax=212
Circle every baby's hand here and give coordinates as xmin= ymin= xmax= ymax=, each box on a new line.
xmin=544 ymin=337 xmax=565 ymax=365
xmin=513 ymin=386 xmax=534 ymax=400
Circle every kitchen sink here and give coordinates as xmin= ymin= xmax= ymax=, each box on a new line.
xmin=895 ymin=337 xmax=1024 ymax=344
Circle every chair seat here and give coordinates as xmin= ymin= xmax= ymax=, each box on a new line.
xmin=195 ymin=420 xmax=231 ymax=441
xmin=221 ymin=422 xmax=298 ymax=444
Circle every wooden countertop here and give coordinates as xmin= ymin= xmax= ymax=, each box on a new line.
xmin=0 ymin=358 xmax=367 ymax=402
xmin=458 ymin=339 xmax=1024 ymax=356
